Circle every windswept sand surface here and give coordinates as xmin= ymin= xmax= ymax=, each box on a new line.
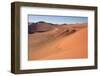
xmin=28 ymin=23 xmax=88 ymax=60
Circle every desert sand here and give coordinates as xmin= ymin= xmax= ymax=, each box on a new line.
xmin=28 ymin=22 xmax=88 ymax=60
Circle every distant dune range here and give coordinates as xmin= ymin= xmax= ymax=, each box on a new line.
xmin=28 ymin=21 xmax=88 ymax=60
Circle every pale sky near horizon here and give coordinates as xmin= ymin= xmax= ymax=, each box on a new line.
xmin=28 ymin=15 xmax=88 ymax=24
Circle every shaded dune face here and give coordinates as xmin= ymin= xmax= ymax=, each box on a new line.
xmin=28 ymin=22 xmax=88 ymax=60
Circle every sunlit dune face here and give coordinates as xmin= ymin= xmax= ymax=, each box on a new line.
xmin=28 ymin=22 xmax=88 ymax=60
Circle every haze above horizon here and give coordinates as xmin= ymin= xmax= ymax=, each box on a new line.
xmin=28 ymin=15 xmax=88 ymax=24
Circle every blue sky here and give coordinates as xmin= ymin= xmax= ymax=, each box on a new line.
xmin=28 ymin=15 xmax=88 ymax=24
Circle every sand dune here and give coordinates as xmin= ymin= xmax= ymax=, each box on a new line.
xmin=28 ymin=22 xmax=88 ymax=60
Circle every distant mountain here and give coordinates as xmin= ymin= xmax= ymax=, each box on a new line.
xmin=28 ymin=21 xmax=87 ymax=34
xmin=28 ymin=21 xmax=55 ymax=34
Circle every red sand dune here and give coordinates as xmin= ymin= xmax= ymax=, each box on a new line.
xmin=28 ymin=22 xmax=88 ymax=60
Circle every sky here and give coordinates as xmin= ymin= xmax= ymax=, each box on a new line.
xmin=28 ymin=15 xmax=88 ymax=24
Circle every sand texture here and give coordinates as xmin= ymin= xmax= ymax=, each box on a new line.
xmin=28 ymin=22 xmax=88 ymax=60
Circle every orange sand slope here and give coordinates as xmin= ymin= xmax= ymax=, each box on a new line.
xmin=28 ymin=23 xmax=88 ymax=60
